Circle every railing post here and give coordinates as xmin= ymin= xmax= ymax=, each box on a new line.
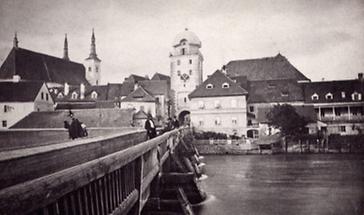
xmin=129 ymin=156 xmax=143 ymax=215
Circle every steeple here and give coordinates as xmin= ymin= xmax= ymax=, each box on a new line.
xmin=87 ymin=28 xmax=99 ymax=61
xmin=13 ymin=32 xmax=19 ymax=48
xmin=63 ymin=34 xmax=69 ymax=60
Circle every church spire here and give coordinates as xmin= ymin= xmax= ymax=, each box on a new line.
xmin=63 ymin=34 xmax=69 ymax=60
xmin=13 ymin=32 xmax=19 ymax=48
xmin=88 ymin=28 xmax=98 ymax=59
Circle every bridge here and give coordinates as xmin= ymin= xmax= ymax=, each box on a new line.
xmin=0 ymin=127 xmax=205 ymax=215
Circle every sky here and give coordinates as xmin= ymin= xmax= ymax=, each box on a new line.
xmin=0 ymin=0 xmax=363 ymax=84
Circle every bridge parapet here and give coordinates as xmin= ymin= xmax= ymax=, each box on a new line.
xmin=0 ymin=127 xmax=192 ymax=215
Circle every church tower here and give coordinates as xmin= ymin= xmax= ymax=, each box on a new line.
xmin=170 ymin=29 xmax=203 ymax=115
xmin=84 ymin=29 xmax=101 ymax=85
xmin=63 ymin=34 xmax=69 ymax=61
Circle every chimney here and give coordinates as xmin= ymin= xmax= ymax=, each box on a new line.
xmin=64 ymin=83 xmax=69 ymax=96
xmin=80 ymin=83 xmax=85 ymax=99
xmin=12 ymin=75 xmax=21 ymax=82
xmin=358 ymin=73 xmax=363 ymax=81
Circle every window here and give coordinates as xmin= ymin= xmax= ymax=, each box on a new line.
xmin=177 ymin=60 xmax=181 ymax=66
xmin=222 ymin=82 xmax=230 ymax=88
xmin=198 ymin=101 xmax=205 ymax=109
xmin=41 ymin=92 xmax=44 ymax=100
xmin=268 ymin=82 xmax=276 ymax=88
xmin=214 ymin=117 xmax=221 ymax=126
xmin=325 ymin=93 xmax=333 ymax=100
xmin=341 ymin=92 xmax=346 ymax=99
xmin=189 ymin=70 xmax=192 ymax=75
xmin=340 ymin=126 xmax=346 ymax=132
xmin=91 ymin=91 xmax=98 ymax=99
xmin=231 ymin=99 xmax=237 ymax=108
xmin=247 ymin=120 xmax=252 ymax=126
xmin=189 ymin=59 xmax=192 ymax=64
xmin=46 ymin=94 xmax=49 ymax=101
xmin=181 ymin=48 xmax=185 ymax=55
xmin=206 ymin=84 xmax=214 ymax=89
xmin=177 ymin=70 xmax=181 ymax=76
xmin=88 ymin=67 xmax=91 ymax=72
xmin=199 ymin=120 xmax=204 ymax=126
xmin=2 ymin=120 xmax=7 ymax=127
xmin=57 ymin=93 xmax=63 ymax=99
xmin=184 ymin=97 xmax=187 ymax=103
xmin=96 ymin=66 xmax=99 ymax=73
xmin=232 ymin=117 xmax=237 ymax=125
xmin=311 ymin=93 xmax=319 ymax=100
xmin=71 ymin=92 xmax=78 ymax=99
xmin=281 ymin=91 xmax=289 ymax=97
xmin=352 ymin=92 xmax=362 ymax=101
xmin=214 ymin=100 xmax=221 ymax=109
xmin=249 ymin=106 xmax=254 ymax=112
xmin=96 ymin=80 xmax=99 ymax=85
xmin=183 ymin=84 xmax=186 ymax=87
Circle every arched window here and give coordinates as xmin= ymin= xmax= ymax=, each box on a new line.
xmin=91 ymin=91 xmax=98 ymax=99
xmin=222 ymin=82 xmax=230 ymax=88
xmin=71 ymin=92 xmax=78 ymax=99
xmin=206 ymin=84 xmax=214 ymax=89
xmin=325 ymin=93 xmax=333 ymax=100
xmin=41 ymin=92 xmax=44 ymax=100
xmin=57 ymin=93 xmax=63 ymax=99
xmin=311 ymin=93 xmax=319 ymax=100
xmin=352 ymin=92 xmax=362 ymax=101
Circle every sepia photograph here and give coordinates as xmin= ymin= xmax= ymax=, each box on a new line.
xmin=0 ymin=0 xmax=363 ymax=214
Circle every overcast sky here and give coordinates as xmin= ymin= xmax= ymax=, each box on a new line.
xmin=0 ymin=0 xmax=363 ymax=84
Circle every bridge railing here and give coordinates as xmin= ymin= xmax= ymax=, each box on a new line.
xmin=0 ymin=127 xmax=188 ymax=215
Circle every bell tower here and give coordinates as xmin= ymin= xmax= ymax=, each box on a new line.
xmin=84 ymin=29 xmax=101 ymax=85
xmin=170 ymin=29 xmax=203 ymax=114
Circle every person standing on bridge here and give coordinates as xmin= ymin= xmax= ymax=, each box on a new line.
xmin=145 ymin=114 xmax=157 ymax=139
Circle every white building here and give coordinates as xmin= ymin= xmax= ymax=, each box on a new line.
xmin=189 ymin=70 xmax=248 ymax=136
xmin=84 ymin=29 xmax=101 ymax=86
xmin=0 ymin=81 xmax=54 ymax=129
xmin=120 ymin=86 xmax=157 ymax=117
xmin=170 ymin=29 xmax=203 ymax=121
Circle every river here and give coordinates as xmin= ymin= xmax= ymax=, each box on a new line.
xmin=193 ymin=154 xmax=364 ymax=215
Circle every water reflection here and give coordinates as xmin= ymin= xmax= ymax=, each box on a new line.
xmin=193 ymin=154 xmax=364 ymax=215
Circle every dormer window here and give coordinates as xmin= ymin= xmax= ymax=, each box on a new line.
xmin=311 ymin=93 xmax=319 ymax=100
xmin=222 ymin=82 xmax=230 ymax=88
xmin=206 ymin=84 xmax=214 ymax=89
xmin=341 ymin=92 xmax=346 ymax=99
xmin=325 ymin=93 xmax=333 ymax=100
xmin=352 ymin=92 xmax=362 ymax=101
xmin=91 ymin=91 xmax=98 ymax=99
xmin=57 ymin=93 xmax=63 ymax=99
xmin=71 ymin=92 xmax=78 ymax=99
xmin=281 ymin=91 xmax=289 ymax=97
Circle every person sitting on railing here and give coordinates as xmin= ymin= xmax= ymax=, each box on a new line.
xmin=145 ymin=114 xmax=157 ymax=139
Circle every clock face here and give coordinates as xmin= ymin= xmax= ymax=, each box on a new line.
xmin=180 ymin=73 xmax=190 ymax=82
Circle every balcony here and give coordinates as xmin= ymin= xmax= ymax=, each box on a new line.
xmin=319 ymin=114 xmax=364 ymax=122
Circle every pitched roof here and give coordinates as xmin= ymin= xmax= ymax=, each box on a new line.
xmin=124 ymin=74 xmax=149 ymax=83
xmin=139 ymin=80 xmax=169 ymax=96
xmin=121 ymin=86 xmax=156 ymax=102
xmin=151 ymin=73 xmax=170 ymax=81
xmin=0 ymin=81 xmax=44 ymax=102
xmin=226 ymin=53 xmax=309 ymax=81
xmin=0 ymin=48 xmax=89 ymax=85
xmin=302 ymin=79 xmax=364 ymax=103
xmin=189 ymin=70 xmax=248 ymax=99
xmin=247 ymin=79 xmax=305 ymax=103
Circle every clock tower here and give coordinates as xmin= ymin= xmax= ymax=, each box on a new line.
xmin=170 ymin=29 xmax=203 ymax=116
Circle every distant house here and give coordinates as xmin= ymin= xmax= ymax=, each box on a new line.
xmin=120 ymin=86 xmax=157 ymax=117
xmin=0 ymin=81 xmax=54 ymax=129
xmin=139 ymin=80 xmax=170 ymax=120
xmin=226 ymin=54 xmax=310 ymax=137
xmin=302 ymin=73 xmax=364 ymax=135
xmin=189 ymin=70 xmax=248 ymax=136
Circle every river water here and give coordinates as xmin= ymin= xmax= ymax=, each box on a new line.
xmin=193 ymin=154 xmax=364 ymax=215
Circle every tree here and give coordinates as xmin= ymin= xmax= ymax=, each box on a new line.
xmin=266 ymin=104 xmax=308 ymax=137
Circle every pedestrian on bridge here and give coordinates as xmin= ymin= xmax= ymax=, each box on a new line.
xmin=145 ymin=114 xmax=156 ymax=139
